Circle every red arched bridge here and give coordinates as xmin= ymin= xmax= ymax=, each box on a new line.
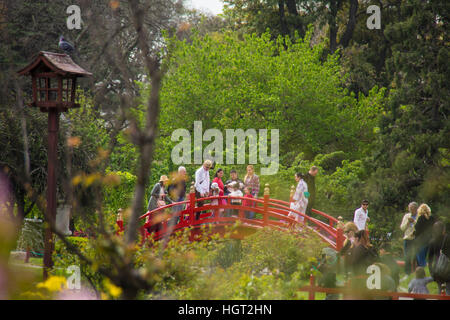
xmin=120 ymin=183 xmax=345 ymax=251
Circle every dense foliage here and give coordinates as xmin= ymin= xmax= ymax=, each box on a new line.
xmin=48 ymin=227 xmax=326 ymax=300
xmin=0 ymin=0 xmax=448 ymax=300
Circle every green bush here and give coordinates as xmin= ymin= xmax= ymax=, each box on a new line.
xmin=102 ymin=170 xmax=137 ymax=229
xmin=211 ymin=239 xmax=243 ymax=269
xmin=52 ymin=236 xmax=104 ymax=296
xmin=316 ymin=151 xmax=348 ymax=173
xmin=148 ymin=226 xmax=327 ymax=299
xmin=54 ymin=236 xmax=88 ymax=255
xmin=234 ymin=228 xmax=325 ymax=278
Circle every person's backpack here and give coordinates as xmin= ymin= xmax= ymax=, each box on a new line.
xmin=434 ymin=235 xmax=450 ymax=281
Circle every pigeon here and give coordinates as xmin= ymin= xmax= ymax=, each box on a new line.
xmin=59 ymin=36 xmax=75 ymax=55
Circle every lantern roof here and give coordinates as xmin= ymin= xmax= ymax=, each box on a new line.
xmin=17 ymin=51 xmax=92 ymax=77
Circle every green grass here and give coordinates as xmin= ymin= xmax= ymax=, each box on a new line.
xmin=307 ymin=263 xmax=443 ymax=300
xmin=296 ymin=291 xmax=326 ymax=300
xmin=9 ymin=255 xmax=43 ymax=267
xmin=28 ymin=257 xmax=43 ymax=266
xmin=7 ymin=262 xmax=44 ymax=299
xmin=12 ymin=264 xmax=43 ymax=280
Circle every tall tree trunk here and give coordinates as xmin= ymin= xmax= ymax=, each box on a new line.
xmin=339 ymin=0 xmax=358 ymax=48
xmin=285 ymin=0 xmax=304 ymax=37
xmin=328 ymin=1 xmax=340 ymax=53
xmin=278 ymin=0 xmax=289 ymax=37
xmin=126 ymin=0 xmax=163 ymax=245
xmin=125 ymin=69 xmax=162 ymax=245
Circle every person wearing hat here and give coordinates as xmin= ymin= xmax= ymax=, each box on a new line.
xmin=146 ymin=175 xmax=173 ymax=233
xmin=194 ymin=160 xmax=212 ymax=219
xmin=146 ymin=175 xmax=173 ymax=234
xmin=147 ymin=175 xmax=173 ymax=212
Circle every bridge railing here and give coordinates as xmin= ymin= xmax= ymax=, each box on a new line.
xmin=135 ymin=183 xmax=344 ymax=250
xmin=300 ymin=273 xmax=450 ymax=300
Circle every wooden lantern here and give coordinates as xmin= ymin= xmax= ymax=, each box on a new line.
xmin=17 ymin=51 xmax=91 ymax=279
xmin=17 ymin=51 xmax=92 ymax=112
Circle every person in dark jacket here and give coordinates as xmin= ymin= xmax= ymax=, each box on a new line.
xmin=351 ymin=230 xmax=378 ymax=276
xmin=414 ymin=204 xmax=436 ymax=267
xmin=339 ymin=222 xmax=359 ymax=277
xmin=146 ymin=175 xmax=173 ymax=233
xmin=224 ymin=169 xmax=244 ymax=195
xmin=349 ymin=230 xmax=378 ymax=298
xmin=427 ymin=221 xmax=450 ymax=294
xmin=167 ymin=166 xmax=187 ymax=207
xmin=167 ymin=166 xmax=188 ymax=226
xmin=147 ymin=175 xmax=173 ymax=211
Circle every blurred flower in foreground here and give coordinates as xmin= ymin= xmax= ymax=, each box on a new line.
xmin=67 ymin=136 xmax=82 ymax=148
xmin=37 ymin=276 xmax=67 ymax=292
xmin=57 ymin=288 xmax=98 ymax=300
xmin=109 ymin=0 xmax=120 ymax=10
xmin=103 ymin=278 xmax=122 ymax=299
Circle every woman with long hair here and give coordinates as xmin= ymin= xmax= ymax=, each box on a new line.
xmin=414 ymin=204 xmax=436 ymax=267
xmin=339 ymin=222 xmax=359 ymax=275
xmin=243 ymin=165 xmax=260 ymax=198
xmin=212 ymin=168 xmax=227 ymax=207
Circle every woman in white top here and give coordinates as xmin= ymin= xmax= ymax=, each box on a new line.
xmin=289 ymin=172 xmax=308 ymax=223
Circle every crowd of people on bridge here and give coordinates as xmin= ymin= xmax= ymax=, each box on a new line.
xmin=145 ymin=161 xmax=319 ymax=224
xmin=143 ymin=161 xmax=321 ymax=236
xmin=142 ymin=161 xmax=449 ymax=298
xmin=147 ymin=160 xmax=263 ymax=220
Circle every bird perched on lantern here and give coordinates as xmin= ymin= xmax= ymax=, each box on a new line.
xmin=59 ymin=36 xmax=75 ymax=55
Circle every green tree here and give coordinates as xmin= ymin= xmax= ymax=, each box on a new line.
xmin=223 ymin=0 xmax=359 ymax=53
xmin=360 ymin=0 xmax=450 ymax=231
xmin=159 ymin=30 xmax=384 ymax=166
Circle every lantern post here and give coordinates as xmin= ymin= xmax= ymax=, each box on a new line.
xmin=18 ymin=51 xmax=92 ymax=279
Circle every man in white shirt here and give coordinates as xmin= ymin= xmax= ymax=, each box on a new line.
xmin=400 ymin=202 xmax=418 ymax=275
xmin=353 ymin=200 xmax=370 ymax=231
xmin=194 ymin=159 xmax=212 ymax=219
